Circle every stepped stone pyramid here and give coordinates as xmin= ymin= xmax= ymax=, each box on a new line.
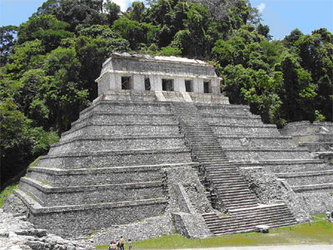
xmin=278 ymin=121 xmax=333 ymax=213
xmin=281 ymin=121 xmax=333 ymax=161
xmin=13 ymin=53 xmax=331 ymax=239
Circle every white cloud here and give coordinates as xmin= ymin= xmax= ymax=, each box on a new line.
xmin=257 ymin=3 xmax=266 ymax=13
xmin=106 ymin=0 xmax=144 ymax=11
xmin=107 ymin=0 xmax=127 ymax=11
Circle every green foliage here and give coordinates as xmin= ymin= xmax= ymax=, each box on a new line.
xmin=160 ymin=46 xmax=182 ymax=56
xmin=30 ymin=128 xmax=59 ymax=155
xmin=0 ymin=25 xmax=17 ymax=66
xmin=104 ymin=1 xmax=121 ymax=26
xmin=18 ymin=15 xmax=73 ymax=52
xmin=29 ymin=157 xmax=40 ymax=168
xmin=35 ymin=0 xmax=106 ymax=31
xmin=315 ymin=110 xmax=326 ymax=122
xmin=112 ymin=17 xmax=158 ymax=50
xmin=0 ymin=183 xmax=18 ymax=206
xmin=0 ymin=99 xmax=31 ymax=150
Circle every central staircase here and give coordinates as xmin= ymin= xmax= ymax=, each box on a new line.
xmin=172 ymin=102 xmax=296 ymax=235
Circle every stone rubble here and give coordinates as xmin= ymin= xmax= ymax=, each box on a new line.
xmin=239 ymin=168 xmax=311 ymax=223
xmin=1 ymin=196 xmax=94 ymax=250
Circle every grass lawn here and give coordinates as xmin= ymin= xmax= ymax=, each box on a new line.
xmin=0 ymin=183 xmax=18 ymax=207
xmin=96 ymin=215 xmax=333 ymax=249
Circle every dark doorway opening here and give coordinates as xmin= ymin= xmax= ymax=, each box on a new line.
xmin=121 ymin=76 xmax=131 ymax=90
xmin=185 ymin=80 xmax=193 ymax=92
xmin=204 ymin=81 xmax=211 ymax=93
xmin=162 ymin=79 xmax=174 ymax=91
xmin=145 ymin=77 xmax=151 ymax=91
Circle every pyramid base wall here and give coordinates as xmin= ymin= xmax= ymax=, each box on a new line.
xmin=15 ymin=189 xmax=168 ymax=237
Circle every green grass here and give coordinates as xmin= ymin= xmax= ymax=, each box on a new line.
xmin=0 ymin=183 xmax=18 ymax=207
xmin=29 ymin=156 xmax=40 ymax=167
xmin=96 ymin=215 xmax=333 ymax=249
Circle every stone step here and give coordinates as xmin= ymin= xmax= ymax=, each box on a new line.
xmin=204 ymin=213 xmax=293 ymax=227
xmin=211 ymin=222 xmax=295 ymax=235
xmin=206 ymin=167 xmax=242 ymax=172
xmin=208 ymin=218 xmax=295 ymax=234
xmin=37 ymin=148 xmax=192 ymax=169
xmin=277 ymin=170 xmax=333 ymax=186
xmin=213 ymin=191 xmax=257 ymax=199
xmin=206 ymin=169 xmax=239 ymax=173
xmin=277 ymin=170 xmax=333 ymax=178
xmin=191 ymin=147 xmax=223 ymax=151
xmin=216 ymin=188 xmax=257 ymax=195
xmin=215 ymin=184 xmax=254 ymax=191
xmin=214 ymin=188 xmax=253 ymax=195
xmin=279 ymin=121 xmax=333 ymax=136
xmin=199 ymin=160 xmax=229 ymax=164
xmin=219 ymin=201 xmax=259 ymax=209
xmin=213 ymin=183 xmax=250 ymax=190
xmin=197 ymin=156 xmax=227 ymax=160
xmin=49 ymin=135 xmax=186 ymax=155
xmin=224 ymin=204 xmax=260 ymax=211
xmin=214 ymin=191 xmax=255 ymax=199
xmin=197 ymin=153 xmax=227 ymax=157
xmin=186 ymin=133 xmax=215 ymax=137
xmin=14 ymin=189 xmax=168 ymax=237
xmin=206 ymin=173 xmax=243 ymax=179
xmin=292 ymin=183 xmax=333 ymax=193
xmin=196 ymin=105 xmax=251 ymax=117
xmin=215 ymin=194 xmax=257 ymax=205
xmin=20 ymin=177 xmax=165 ymax=206
xmin=234 ymin=159 xmax=330 ymax=172
xmin=229 ymin=204 xmax=291 ymax=214
xmin=195 ymin=150 xmax=225 ymax=153
xmin=211 ymin=125 xmax=280 ymax=137
xmin=61 ymin=123 xmax=181 ymax=141
xmin=204 ymin=162 xmax=235 ymax=167
xmin=224 ymin=202 xmax=260 ymax=211
xmin=210 ymin=179 xmax=248 ymax=185
xmin=195 ymin=149 xmax=225 ymax=152
xmin=199 ymin=158 xmax=228 ymax=162
xmin=292 ymin=133 xmax=333 ymax=143
xmin=220 ymin=196 xmax=258 ymax=204
xmin=27 ymin=162 xmax=197 ymax=187
xmin=208 ymin=120 xmax=263 ymax=126
xmin=214 ymin=189 xmax=255 ymax=197
xmin=191 ymin=144 xmax=221 ymax=147
xmin=202 ymin=204 xmax=296 ymax=235
xmin=224 ymin=148 xmax=311 ymax=161
xmin=298 ymin=142 xmax=333 ymax=152
xmin=202 ymin=113 xmax=261 ymax=121
xmin=193 ymin=151 xmax=226 ymax=155
xmin=72 ymin=111 xmax=175 ymax=128
xmin=79 ymin=101 xmax=172 ymax=120
xmin=218 ymin=136 xmax=296 ymax=148
xmin=190 ymin=143 xmax=221 ymax=147
xmin=201 ymin=162 xmax=231 ymax=166
xmin=206 ymin=166 xmax=240 ymax=171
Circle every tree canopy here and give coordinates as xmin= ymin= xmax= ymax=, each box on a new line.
xmin=0 ymin=0 xmax=332 ymax=189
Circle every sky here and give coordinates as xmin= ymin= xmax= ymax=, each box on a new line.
xmin=0 ymin=0 xmax=332 ymax=40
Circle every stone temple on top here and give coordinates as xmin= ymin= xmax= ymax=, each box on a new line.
xmin=11 ymin=53 xmax=333 ymax=242
xmin=95 ymin=52 xmax=228 ymax=103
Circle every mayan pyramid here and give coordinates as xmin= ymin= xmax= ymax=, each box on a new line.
xmin=13 ymin=53 xmax=332 ymax=239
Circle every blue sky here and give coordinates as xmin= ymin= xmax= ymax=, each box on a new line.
xmin=1 ymin=0 xmax=332 ymax=40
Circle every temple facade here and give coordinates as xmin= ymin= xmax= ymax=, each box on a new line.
xmin=96 ymin=52 xmax=223 ymax=97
